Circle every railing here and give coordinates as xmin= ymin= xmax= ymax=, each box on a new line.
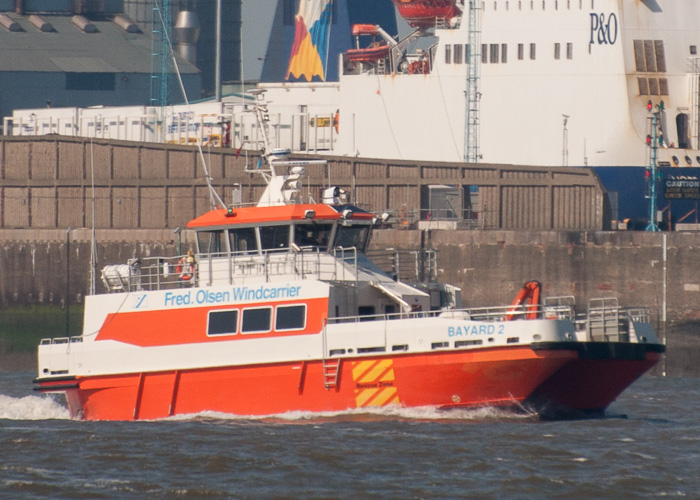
xmin=99 ymin=246 xmax=361 ymax=293
xmin=328 ymin=302 xmax=577 ymax=325
xmin=365 ymin=248 xmax=438 ymax=283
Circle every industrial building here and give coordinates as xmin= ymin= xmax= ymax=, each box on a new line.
xmin=0 ymin=0 xmax=201 ymax=122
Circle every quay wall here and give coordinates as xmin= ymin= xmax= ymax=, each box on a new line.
xmin=0 ymin=228 xmax=698 ymax=376
xmin=0 ymin=135 xmax=607 ymax=231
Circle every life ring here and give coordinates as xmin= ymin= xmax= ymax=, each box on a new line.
xmin=177 ymin=257 xmax=194 ymax=281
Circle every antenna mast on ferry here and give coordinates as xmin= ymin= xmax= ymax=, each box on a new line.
xmin=464 ymin=0 xmax=481 ymax=164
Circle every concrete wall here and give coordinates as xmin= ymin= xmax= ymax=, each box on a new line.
xmin=0 ymin=227 xmax=698 ymax=375
xmin=0 ymin=135 xmax=608 ymax=231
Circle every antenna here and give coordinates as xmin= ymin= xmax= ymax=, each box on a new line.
xmin=156 ymin=3 xmax=226 ymax=211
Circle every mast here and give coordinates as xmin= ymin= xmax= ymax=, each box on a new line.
xmin=464 ymin=0 xmax=481 ymax=163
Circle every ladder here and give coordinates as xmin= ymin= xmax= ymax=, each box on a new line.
xmin=323 ymin=358 xmax=341 ymax=389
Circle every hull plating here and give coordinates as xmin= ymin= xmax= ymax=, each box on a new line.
xmin=54 ymin=347 xmax=578 ymax=421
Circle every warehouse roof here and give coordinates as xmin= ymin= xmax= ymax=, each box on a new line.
xmin=0 ymin=13 xmax=199 ymax=74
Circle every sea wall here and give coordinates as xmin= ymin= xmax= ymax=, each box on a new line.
xmin=0 ymin=227 xmax=698 ymax=376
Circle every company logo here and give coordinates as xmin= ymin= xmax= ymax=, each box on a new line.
xmin=590 ymin=13 xmax=618 ymax=45
xmin=286 ymin=0 xmax=333 ymax=82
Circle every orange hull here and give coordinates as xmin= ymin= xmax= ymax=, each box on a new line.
xmin=55 ymin=347 xmax=577 ymax=421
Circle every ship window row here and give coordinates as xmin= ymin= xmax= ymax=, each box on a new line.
xmin=493 ymin=0 xmax=593 ymax=10
xmin=207 ymin=304 xmax=307 ymax=337
xmin=196 ymin=222 xmax=371 ymax=256
xmin=444 ymin=42 xmax=573 ymax=64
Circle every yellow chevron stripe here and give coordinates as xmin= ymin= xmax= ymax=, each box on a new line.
xmin=355 ymin=388 xmax=379 ymax=407
xmin=352 ymin=360 xmax=375 ymax=381
xmin=352 ymin=359 xmax=400 ymax=407
xmin=370 ymin=387 xmax=398 ymax=407
xmin=358 ymin=359 xmax=394 ymax=384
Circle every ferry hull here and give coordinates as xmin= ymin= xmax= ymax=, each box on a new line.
xmin=42 ymin=347 xmax=579 ymax=421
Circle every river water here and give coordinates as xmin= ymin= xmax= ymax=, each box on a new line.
xmin=0 ymin=371 xmax=698 ymax=499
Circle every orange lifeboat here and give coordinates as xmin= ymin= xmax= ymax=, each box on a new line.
xmin=345 ymin=24 xmax=391 ymax=63
xmin=392 ymin=0 xmax=457 ymax=28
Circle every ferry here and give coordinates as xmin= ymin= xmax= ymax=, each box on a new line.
xmin=33 ymin=106 xmax=665 ymax=420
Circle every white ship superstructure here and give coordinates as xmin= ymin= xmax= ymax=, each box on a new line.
xmin=263 ymin=0 xmax=700 ymax=167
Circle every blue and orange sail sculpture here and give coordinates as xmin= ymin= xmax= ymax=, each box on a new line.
xmin=286 ymin=0 xmax=333 ymax=82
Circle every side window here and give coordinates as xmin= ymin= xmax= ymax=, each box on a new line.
xmin=229 ymin=227 xmax=257 ymax=254
xmin=260 ymin=225 xmax=290 ymax=252
xmin=208 ymin=310 xmax=239 ymax=336
xmin=241 ymin=307 xmax=272 ymax=334
xmin=294 ymin=223 xmax=333 ymax=249
xmin=197 ymin=230 xmax=226 ymax=255
xmin=276 ymin=305 xmax=306 ymax=331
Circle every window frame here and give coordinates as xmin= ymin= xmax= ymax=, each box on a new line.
xmin=207 ymin=309 xmax=240 ymax=337
xmin=275 ymin=304 xmax=307 ymax=332
xmin=241 ymin=306 xmax=273 ymax=334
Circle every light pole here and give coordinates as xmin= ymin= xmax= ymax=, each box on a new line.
xmin=65 ymin=227 xmax=71 ymax=336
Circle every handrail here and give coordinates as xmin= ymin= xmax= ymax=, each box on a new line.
xmin=99 ymin=245 xmax=363 ymax=293
xmin=327 ymin=302 xmax=577 ymax=325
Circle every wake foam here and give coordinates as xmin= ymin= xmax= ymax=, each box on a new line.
xmin=163 ymin=404 xmax=535 ymax=423
xmin=0 ymin=394 xmax=70 ymax=420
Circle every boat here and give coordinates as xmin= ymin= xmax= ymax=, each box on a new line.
xmin=344 ymin=24 xmax=394 ymax=66
xmin=33 ymin=100 xmax=664 ymax=421
xmin=392 ymin=0 xmax=458 ymax=28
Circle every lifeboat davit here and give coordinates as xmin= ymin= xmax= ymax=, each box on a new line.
xmin=392 ymin=0 xmax=457 ymax=28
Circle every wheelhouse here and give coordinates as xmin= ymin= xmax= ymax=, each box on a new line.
xmin=189 ymin=204 xmax=375 ymax=257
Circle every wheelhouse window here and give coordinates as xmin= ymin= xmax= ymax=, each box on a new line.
xmin=294 ymin=223 xmax=333 ymax=249
xmin=334 ymin=224 xmax=370 ymax=252
xmin=241 ymin=307 xmax=272 ymax=334
xmin=207 ymin=310 xmax=239 ymax=336
xmin=275 ymin=304 xmax=306 ymax=331
xmin=260 ymin=225 xmax=290 ymax=252
xmin=197 ymin=230 xmax=226 ymax=255
xmin=229 ymin=227 xmax=257 ymax=254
